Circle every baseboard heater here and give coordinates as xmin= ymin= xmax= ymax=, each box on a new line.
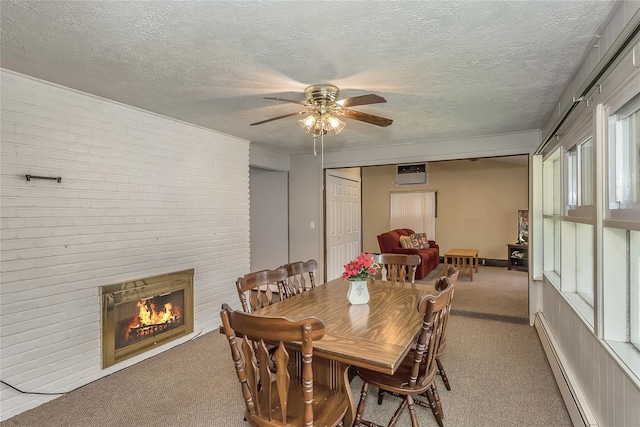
xmin=534 ymin=313 xmax=598 ymax=427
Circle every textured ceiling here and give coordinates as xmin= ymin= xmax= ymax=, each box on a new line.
xmin=1 ymin=1 xmax=616 ymax=154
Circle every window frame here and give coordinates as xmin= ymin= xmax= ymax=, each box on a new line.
xmin=564 ymin=119 xmax=595 ymax=219
xmin=605 ymin=85 xmax=640 ymax=222
xmin=543 ymin=148 xmax=562 ymax=286
xmin=599 ymin=71 xmax=640 ymax=379
xmin=543 ymin=115 xmax=597 ymax=324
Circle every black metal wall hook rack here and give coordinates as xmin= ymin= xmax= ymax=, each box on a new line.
xmin=25 ymin=175 xmax=62 ymax=183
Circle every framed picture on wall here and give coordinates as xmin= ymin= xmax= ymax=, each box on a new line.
xmin=518 ymin=209 xmax=529 ymax=244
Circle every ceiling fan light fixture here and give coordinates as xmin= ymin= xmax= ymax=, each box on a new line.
xmin=311 ymin=126 xmax=327 ymax=138
xmin=254 ymin=84 xmax=391 ymax=148
xmin=298 ymin=115 xmax=317 ymax=133
xmin=326 ymin=115 xmax=346 ymax=134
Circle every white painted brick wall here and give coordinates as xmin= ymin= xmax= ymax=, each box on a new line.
xmin=0 ymin=70 xmax=250 ymax=420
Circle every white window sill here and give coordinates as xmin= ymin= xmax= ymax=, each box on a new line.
xmin=562 ymin=292 xmax=595 ymax=329
xmin=544 ymin=271 xmax=595 ymax=328
xmin=544 ymin=270 xmax=561 ymax=289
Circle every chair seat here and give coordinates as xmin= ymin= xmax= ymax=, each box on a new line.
xmin=251 ymin=383 xmax=349 ymax=427
xmin=357 ymin=360 xmax=435 ymax=397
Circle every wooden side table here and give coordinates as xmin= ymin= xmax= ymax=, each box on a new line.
xmin=443 ymin=249 xmax=479 ymax=281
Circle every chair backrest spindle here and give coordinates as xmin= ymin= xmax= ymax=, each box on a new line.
xmin=372 ymin=253 xmax=421 ymax=283
xmin=280 ymin=259 xmax=318 ymax=297
xmin=235 ymin=267 xmax=289 ymax=313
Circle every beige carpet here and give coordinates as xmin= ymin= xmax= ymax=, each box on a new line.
xmin=420 ymin=265 xmax=529 ymax=322
xmin=2 ymin=267 xmax=570 ymax=427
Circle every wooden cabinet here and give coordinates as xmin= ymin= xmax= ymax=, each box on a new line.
xmin=507 ymin=244 xmax=528 ymax=271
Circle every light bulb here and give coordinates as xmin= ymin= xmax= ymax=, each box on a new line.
xmin=298 ymin=115 xmax=317 ymax=133
xmin=327 ymin=116 xmax=346 ymax=134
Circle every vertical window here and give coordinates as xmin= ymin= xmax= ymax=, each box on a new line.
xmin=566 ymin=147 xmax=577 ymax=208
xmin=579 ymin=138 xmax=593 ymax=206
xmin=631 ymin=230 xmax=640 ymax=350
xmin=566 ymin=136 xmax=593 ymax=212
xmin=562 ymin=132 xmax=595 ymax=316
xmin=553 ymin=155 xmax=562 ymax=215
xmin=608 ymin=93 xmax=640 ymax=217
xmin=601 ymin=84 xmax=640 ymax=370
xmin=543 ymin=150 xmax=562 ymax=281
xmin=575 ymin=223 xmax=594 ymax=306
xmin=559 ymin=221 xmax=594 ymax=321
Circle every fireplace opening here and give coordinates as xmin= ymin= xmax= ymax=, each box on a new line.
xmin=115 ymin=291 xmax=184 ymax=350
xmin=101 ymin=269 xmax=194 ymax=368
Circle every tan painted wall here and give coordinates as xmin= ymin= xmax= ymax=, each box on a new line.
xmin=362 ymin=158 xmax=528 ymax=260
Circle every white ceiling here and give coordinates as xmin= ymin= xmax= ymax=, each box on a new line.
xmin=1 ymin=1 xmax=616 ymax=155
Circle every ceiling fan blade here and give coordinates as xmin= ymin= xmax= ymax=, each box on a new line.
xmin=263 ymin=97 xmax=307 ymax=106
xmin=250 ymin=111 xmax=308 ymax=126
xmin=343 ymin=109 xmax=393 ymax=127
xmin=336 ymin=93 xmax=387 ymax=108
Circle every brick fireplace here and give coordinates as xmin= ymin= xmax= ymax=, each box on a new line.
xmin=100 ymin=269 xmax=194 ymax=368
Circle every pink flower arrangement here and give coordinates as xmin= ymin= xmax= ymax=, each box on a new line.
xmin=342 ymin=252 xmax=380 ymax=281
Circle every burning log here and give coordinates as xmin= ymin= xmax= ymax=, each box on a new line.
xmin=128 ymin=317 xmax=181 ymax=338
xmin=126 ymin=299 xmax=182 ymax=340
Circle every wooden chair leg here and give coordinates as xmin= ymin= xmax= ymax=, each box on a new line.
xmin=422 ymin=388 xmax=444 ymax=427
xmin=436 ymin=357 xmax=451 ymax=390
xmin=432 ymin=382 xmax=443 ymax=419
xmin=415 ymin=388 xmax=443 ymax=421
xmin=388 ymin=397 xmax=408 ymax=427
xmin=407 ymin=395 xmax=421 ymax=427
xmin=353 ymin=381 xmax=369 ymax=426
xmin=377 ymin=388 xmax=385 ymax=404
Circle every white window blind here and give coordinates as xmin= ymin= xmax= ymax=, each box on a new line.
xmin=390 ymin=191 xmax=436 ymax=240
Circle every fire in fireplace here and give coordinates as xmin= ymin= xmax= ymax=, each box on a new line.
xmin=100 ymin=269 xmax=194 ymax=368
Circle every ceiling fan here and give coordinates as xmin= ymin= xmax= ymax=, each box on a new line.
xmin=250 ymin=84 xmax=393 ymax=138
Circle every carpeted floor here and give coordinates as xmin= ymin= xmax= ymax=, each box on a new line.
xmin=2 ymin=266 xmax=570 ymax=427
xmin=419 ymin=265 xmax=530 ymax=323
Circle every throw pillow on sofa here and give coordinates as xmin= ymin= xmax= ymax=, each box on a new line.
xmin=399 ymin=235 xmax=413 ymax=248
xmin=409 ymin=233 xmax=424 ymax=249
xmin=418 ymin=233 xmax=430 ymax=248
xmin=409 ymin=233 xmax=430 ymax=249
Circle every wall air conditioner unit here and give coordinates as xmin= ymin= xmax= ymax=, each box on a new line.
xmin=396 ymin=163 xmax=427 ymax=185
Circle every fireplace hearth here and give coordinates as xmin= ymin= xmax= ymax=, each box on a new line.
xmin=100 ymin=269 xmax=194 ymax=368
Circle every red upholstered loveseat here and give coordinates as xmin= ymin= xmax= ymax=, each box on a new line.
xmin=376 ymin=228 xmax=440 ymax=280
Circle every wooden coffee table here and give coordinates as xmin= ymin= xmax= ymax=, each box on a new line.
xmin=443 ymin=248 xmax=479 ymax=281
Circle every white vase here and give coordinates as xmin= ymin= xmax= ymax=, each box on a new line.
xmin=347 ymin=280 xmax=370 ymax=305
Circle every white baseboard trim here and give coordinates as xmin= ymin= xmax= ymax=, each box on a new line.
xmin=534 ymin=312 xmax=598 ymax=427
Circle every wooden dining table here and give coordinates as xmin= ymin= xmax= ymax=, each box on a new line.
xmin=255 ymin=277 xmax=436 ymax=426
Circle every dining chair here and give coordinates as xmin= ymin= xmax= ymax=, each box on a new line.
xmin=235 ymin=267 xmax=289 ymax=313
xmin=435 ymin=267 xmax=458 ymax=391
xmin=371 ymin=253 xmax=422 ymax=284
xmin=354 ymin=278 xmax=453 ymax=427
xmin=220 ymin=303 xmax=349 ymax=427
xmin=280 ymin=259 xmax=317 ymax=297
xmin=377 ymin=272 xmax=458 ymax=405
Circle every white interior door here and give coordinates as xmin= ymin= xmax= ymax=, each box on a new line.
xmin=325 ymin=172 xmax=361 ymax=281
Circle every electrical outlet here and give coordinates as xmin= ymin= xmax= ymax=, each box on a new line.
xmin=482 ymin=259 xmax=486 ymax=265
